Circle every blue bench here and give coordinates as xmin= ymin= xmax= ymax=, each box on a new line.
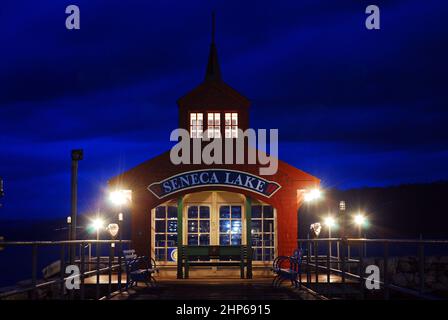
xmin=272 ymin=249 xmax=302 ymax=288
xmin=123 ymin=249 xmax=158 ymax=289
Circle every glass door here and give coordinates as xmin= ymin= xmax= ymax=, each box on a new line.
xmin=187 ymin=205 xmax=211 ymax=246
xmin=218 ymin=205 xmax=242 ymax=245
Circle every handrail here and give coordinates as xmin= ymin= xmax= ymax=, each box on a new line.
xmin=297 ymin=237 xmax=448 ymax=300
xmin=0 ymin=240 xmax=131 ymax=246
xmin=0 ymin=239 xmax=132 ymax=300
xmin=298 ymin=238 xmax=448 ymax=244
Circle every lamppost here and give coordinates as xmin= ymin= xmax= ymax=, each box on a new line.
xmin=339 ymin=201 xmax=346 ymax=272
xmin=70 ymin=149 xmax=83 ymax=265
xmin=323 ymin=216 xmax=336 ymax=258
xmin=354 ymin=213 xmax=368 ymax=257
xmin=109 ymin=189 xmax=132 ymax=291
xmin=66 ymin=216 xmax=72 ymax=241
xmin=353 ymin=213 xmax=367 ymax=238
xmin=302 ymin=188 xmax=323 ymax=239
xmin=91 ymin=218 xmax=104 ymax=241
xmin=106 ymin=223 xmax=119 ymax=295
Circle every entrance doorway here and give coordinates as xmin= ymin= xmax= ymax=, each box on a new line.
xmin=151 ymin=191 xmax=277 ymax=275
xmin=183 ymin=191 xmax=245 ymax=247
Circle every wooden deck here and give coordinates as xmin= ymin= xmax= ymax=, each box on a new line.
xmin=108 ymin=278 xmax=325 ymax=300
xmin=83 ymin=273 xmax=355 ymax=300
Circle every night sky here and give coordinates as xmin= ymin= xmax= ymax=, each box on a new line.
xmin=1 ymin=0 xmax=447 ymax=220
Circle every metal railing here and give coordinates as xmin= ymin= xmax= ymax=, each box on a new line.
xmin=297 ymin=238 xmax=448 ymax=300
xmin=0 ymin=240 xmax=131 ymax=300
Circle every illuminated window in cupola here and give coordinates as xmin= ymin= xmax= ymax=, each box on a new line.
xmin=190 ymin=113 xmax=203 ymax=138
xmin=207 ymin=113 xmax=221 ymax=138
xmin=225 ymin=113 xmax=238 ymax=138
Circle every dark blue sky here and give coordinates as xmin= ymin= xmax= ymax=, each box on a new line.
xmin=1 ymin=0 xmax=447 ymax=219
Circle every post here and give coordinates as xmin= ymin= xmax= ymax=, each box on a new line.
xmin=177 ymin=195 xmax=184 ymax=279
xmin=96 ymin=241 xmax=100 ymax=299
xmin=31 ymin=244 xmax=37 ymax=300
xmin=306 ymin=241 xmax=311 ymax=284
xmin=358 ymin=239 xmax=365 ymax=299
xmin=108 ymin=243 xmax=114 ymax=298
xmin=70 ymin=149 xmax=83 ymax=264
xmin=383 ymin=242 xmax=390 ymax=299
xmin=245 ymin=196 xmax=253 ymax=279
xmin=118 ymin=213 xmax=123 ymax=291
xmin=60 ymin=244 xmax=66 ymax=298
xmin=80 ymin=242 xmax=85 ymax=300
xmin=314 ymin=240 xmax=319 ymax=283
xmin=418 ymin=236 xmax=425 ymax=295
xmin=327 ymin=238 xmax=330 ymax=284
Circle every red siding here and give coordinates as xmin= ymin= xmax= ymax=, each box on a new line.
xmin=109 ymin=151 xmax=319 ymax=257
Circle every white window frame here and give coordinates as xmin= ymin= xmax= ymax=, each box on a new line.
xmin=207 ymin=113 xmax=221 ymax=138
xmin=251 ymin=205 xmax=276 ymax=262
xmin=190 ymin=113 xmax=203 ymax=138
xmin=225 ymin=112 xmax=238 ymax=138
xmin=153 ymin=205 xmax=178 ymax=263
xmin=186 ymin=205 xmax=211 ymax=246
xmin=218 ymin=205 xmax=243 ymax=246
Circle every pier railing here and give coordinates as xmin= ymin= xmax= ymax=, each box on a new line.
xmin=298 ymin=238 xmax=448 ymax=300
xmin=0 ymin=240 xmax=131 ymax=300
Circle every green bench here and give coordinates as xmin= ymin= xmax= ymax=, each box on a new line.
xmin=181 ymin=245 xmax=252 ymax=279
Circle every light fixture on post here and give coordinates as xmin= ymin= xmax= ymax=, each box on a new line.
xmin=107 ymin=223 xmax=119 ymax=249
xmin=107 ymin=223 xmax=119 ymax=239
xmin=91 ymin=218 xmax=104 ymax=241
xmin=66 ymin=216 xmax=72 ymax=241
xmin=323 ymin=216 xmax=336 ymax=261
xmin=109 ymin=189 xmax=132 ymax=292
xmin=70 ymin=149 xmax=83 ymax=265
xmin=310 ymin=222 xmax=322 ymax=238
xmin=299 ymin=188 xmax=323 ymax=235
xmin=353 ymin=213 xmax=367 ymax=238
xmin=339 ymin=201 xmax=346 ymax=238
xmin=323 ymin=216 xmax=336 ymax=237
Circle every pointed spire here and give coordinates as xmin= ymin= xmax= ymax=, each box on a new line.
xmin=205 ymin=11 xmax=221 ymax=82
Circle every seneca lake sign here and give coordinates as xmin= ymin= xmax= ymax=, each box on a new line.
xmin=148 ymin=169 xmax=281 ymax=199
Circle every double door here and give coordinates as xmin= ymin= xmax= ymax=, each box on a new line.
xmin=185 ymin=204 xmax=245 ymax=247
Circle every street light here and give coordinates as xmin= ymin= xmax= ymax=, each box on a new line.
xmin=109 ymin=189 xmax=131 ymax=292
xmin=353 ymin=213 xmax=368 ymax=238
xmin=323 ymin=216 xmax=336 ymax=260
xmin=91 ymin=218 xmax=104 ymax=240
xmin=66 ymin=216 xmax=72 ymax=241
xmin=323 ymin=216 xmax=336 ymax=236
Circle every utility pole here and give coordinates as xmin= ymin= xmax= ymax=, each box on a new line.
xmin=70 ymin=150 xmax=83 ymax=264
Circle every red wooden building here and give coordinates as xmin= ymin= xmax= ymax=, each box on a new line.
xmin=109 ymin=25 xmax=319 ymax=278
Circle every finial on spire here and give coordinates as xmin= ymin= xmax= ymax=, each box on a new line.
xmin=205 ymin=11 xmax=221 ymax=82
